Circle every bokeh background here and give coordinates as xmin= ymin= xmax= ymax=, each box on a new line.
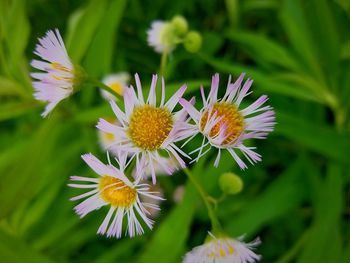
xmin=1 ymin=0 xmax=350 ymax=262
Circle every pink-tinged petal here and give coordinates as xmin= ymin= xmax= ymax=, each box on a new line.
xmin=123 ymin=87 xmax=136 ymax=117
xmin=81 ymin=153 xmax=114 ymax=176
xmin=96 ymin=119 xmax=125 ymax=139
xmin=147 ymin=74 xmax=158 ymax=106
xmin=70 ymin=189 xmax=98 ymax=201
xmin=41 ymin=101 xmax=59 ymax=117
xmin=74 ymin=194 xmax=106 ymax=218
xmin=134 ymin=73 xmax=145 ymax=104
xmin=179 ymin=98 xmax=200 ymax=122
xmin=214 ymin=149 xmax=221 ymax=167
xmin=208 ymin=73 xmax=219 ymax=104
xmin=70 ymin=175 xmax=99 ymax=183
xmin=235 ymin=79 xmax=253 ymax=106
xmin=109 ymin=100 xmax=127 ymax=124
xmin=240 ymin=95 xmax=269 ymax=116
xmin=200 ymin=85 xmax=208 ymax=106
xmin=97 ymin=207 xmax=116 ymax=235
xmin=227 ymin=148 xmax=247 ymax=170
xmin=165 ymin=84 xmax=187 ymax=112
xmin=160 ymin=77 xmax=166 ymax=106
xmin=224 ymin=73 xmax=245 ymax=102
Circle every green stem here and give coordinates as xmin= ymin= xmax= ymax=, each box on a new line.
xmin=87 ymin=77 xmax=122 ymax=100
xmin=160 ymin=51 xmax=168 ymax=78
xmin=183 ymin=168 xmax=222 ymax=234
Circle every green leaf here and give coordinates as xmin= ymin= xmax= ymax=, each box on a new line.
xmin=0 ymin=76 xmax=30 ymax=98
xmin=297 ymin=163 xmax=343 ymax=263
xmin=276 ymin=111 xmax=350 ymax=164
xmin=223 ymin=157 xmax=307 ymax=236
xmin=279 ymin=0 xmax=324 ymax=80
xmin=199 ymin=54 xmax=321 ymax=103
xmin=66 ymin=0 xmax=108 ymax=63
xmin=84 ymin=0 xmax=127 ymax=76
xmin=0 ymin=100 xmax=39 ymax=121
xmin=226 ymin=30 xmax=300 ymax=71
xmin=0 ymin=229 xmax=53 ymax=263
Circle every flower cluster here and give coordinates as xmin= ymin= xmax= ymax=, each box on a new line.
xmin=31 ymin=18 xmax=275 ymax=261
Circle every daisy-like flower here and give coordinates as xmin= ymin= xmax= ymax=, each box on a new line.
xmin=147 ymin=21 xmax=176 ymax=53
xmin=96 ymin=73 xmax=190 ymax=183
xmin=180 ymin=73 xmax=275 ymax=169
xmin=31 ymin=29 xmax=76 ymax=117
xmin=100 ymin=72 xmax=130 ymax=101
xmin=183 ymin=235 xmax=261 ymax=263
xmin=69 ymin=153 xmax=163 ymax=238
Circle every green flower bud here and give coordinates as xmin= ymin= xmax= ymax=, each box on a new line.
xmin=183 ymin=31 xmax=202 ymax=53
xmin=171 ymin=15 xmax=188 ymax=36
xmin=219 ymin=172 xmax=243 ymax=195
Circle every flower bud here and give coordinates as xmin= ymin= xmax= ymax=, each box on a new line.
xmin=183 ymin=31 xmax=202 ymax=53
xmin=219 ymin=172 xmax=243 ymax=195
xmin=171 ymin=15 xmax=188 ymax=36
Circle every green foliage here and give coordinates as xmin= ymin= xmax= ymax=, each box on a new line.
xmin=0 ymin=0 xmax=350 ymax=262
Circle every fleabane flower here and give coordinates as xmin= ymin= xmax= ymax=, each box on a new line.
xmin=100 ymin=72 xmax=130 ymax=101
xmin=147 ymin=21 xmax=176 ymax=53
xmin=97 ymin=73 xmax=190 ymax=183
xmin=180 ymin=73 xmax=275 ymax=169
xmin=31 ymin=29 xmax=76 ymax=117
xmin=69 ymin=153 xmax=163 ymax=238
xmin=183 ymin=235 xmax=261 ymax=263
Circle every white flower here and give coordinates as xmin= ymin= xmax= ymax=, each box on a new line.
xmin=183 ymin=235 xmax=261 ymax=263
xmin=31 ymin=29 xmax=75 ymax=117
xmin=69 ymin=153 xmax=163 ymax=238
xmin=180 ymin=73 xmax=275 ymax=169
xmin=100 ymin=72 xmax=130 ymax=101
xmin=147 ymin=21 xmax=176 ymax=53
xmin=96 ymin=73 xmax=190 ymax=184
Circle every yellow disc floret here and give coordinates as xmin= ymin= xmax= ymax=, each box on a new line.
xmin=207 ymin=240 xmax=235 ymax=258
xmin=99 ymin=176 xmax=137 ymax=207
xmin=109 ymin=82 xmax=124 ymax=96
xmin=128 ymin=105 xmax=173 ymax=151
xmin=200 ymin=102 xmax=244 ymax=145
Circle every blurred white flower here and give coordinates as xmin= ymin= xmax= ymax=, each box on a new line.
xmin=101 ymin=72 xmax=130 ymax=101
xmin=183 ymin=235 xmax=261 ymax=263
xmin=147 ymin=21 xmax=176 ymax=53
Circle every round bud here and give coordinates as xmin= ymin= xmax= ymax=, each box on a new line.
xmin=183 ymin=31 xmax=202 ymax=53
xmin=219 ymin=172 xmax=243 ymax=195
xmin=171 ymin=15 xmax=188 ymax=36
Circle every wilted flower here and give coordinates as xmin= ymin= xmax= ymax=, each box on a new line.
xmin=97 ymin=74 xmax=190 ymax=183
xmin=180 ymin=73 xmax=275 ymax=169
xmin=31 ymin=29 xmax=76 ymax=117
xmin=100 ymin=72 xmax=130 ymax=101
xmin=183 ymin=235 xmax=261 ymax=263
xmin=69 ymin=153 xmax=163 ymax=238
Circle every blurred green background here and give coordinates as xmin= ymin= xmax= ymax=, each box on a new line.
xmin=1 ymin=0 xmax=350 ymax=262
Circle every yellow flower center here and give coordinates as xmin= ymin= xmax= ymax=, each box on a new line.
xmin=99 ymin=176 xmax=137 ymax=207
xmin=200 ymin=102 xmax=244 ymax=145
xmin=108 ymin=82 xmax=124 ymax=96
xmin=128 ymin=105 xmax=173 ymax=151
xmin=51 ymin=62 xmax=73 ymax=82
xmin=207 ymin=242 xmax=235 ymax=258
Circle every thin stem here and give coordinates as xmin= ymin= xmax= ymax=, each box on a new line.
xmin=160 ymin=51 xmax=168 ymax=78
xmin=184 ymin=168 xmax=222 ymax=234
xmin=87 ymin=77 xmax=122 ymax=100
